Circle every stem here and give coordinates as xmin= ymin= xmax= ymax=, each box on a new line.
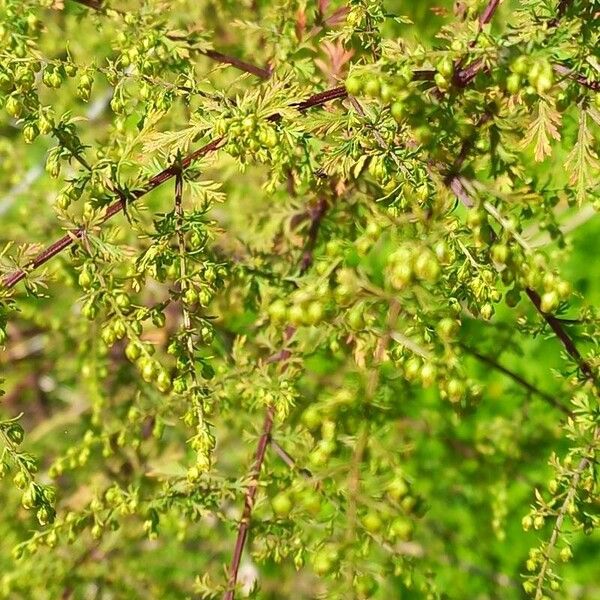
xmin=223 ymin=196 xmax=328 ymax=597
xmin=173 ymin=164 xmax=206 ymax=425
xmin=525 ymin=289 xmax=598 ymax=387
xmin=223 ymin=406 xmax=275 ymax=600
xmin=203 ymin=49 xmax=271 ymax=80
xmin=553 ymin=64 xmax=600 ymax=91
xmin=270 ymin=439 xmax=312 ymax=478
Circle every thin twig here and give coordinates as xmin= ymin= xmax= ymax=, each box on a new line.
xmin=203 ymin=49 xmax=271 ymax=80
xmin=300 ymin=198 xmax=328 ymax=274
xmin=461 ymin=344 xmax=572 ymax=415
xmin=480 ymin=0 xmax=502 ymax=25
xmin=269 ymin=439 xmax=313 ymax=478
xmin=553 ymin=64 xmax=600 ymax=91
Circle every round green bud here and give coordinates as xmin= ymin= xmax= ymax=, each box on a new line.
xmin=511 ymin=55 xmax=529 ymax=75
xmin=540 ymin=291 xmax=559 ymax=314
xmin=141 ymin=359 xmax=157 ymax=383
xmin=271 ymin=492 xmax=293 ymax=517
xmin=288 ymin=304 xmax=305 ymax=326
xmin=390 ymin=101 xmax=406 ymax=123
xmin=560 ymin=546 xmax=573 ymax=562
xmin=301 ymin=405 xmax=322 ymax=430
xmin=446 ymin=378 xmax=465 ymax=403
xmin=23 ymin=123 xmax=39 ymax=144
xmin=156 ymin=370 xmax=172 ymax=393
xmin=437 ymin=56 xmax=454 ymax=78
xmin=364 ymin=77 xmax=381 ymax=97
xmin=299 ymin=489 xmax=321 ymax=516
xmin=183 ymin=288 xmax=198 ymax=306
xmin=506 ymin=73 xmax=521 ymax=94
xmin=386 ymin=477 xmax=408 ymax=501
xmin=311 ymin=546 xmax=338 ymax=576
xmin=437 ymin=318 xmax=458 ymax=340
xmin=268 ymin=299 xmax=287 ymax=323
xmin=306 ymin=301 xmax=324 ymax=325
xmin=345 ymin=75 xmax=363 ymax=96
xmin=114 ymin=292 xmax=131 ymax=310
xmin=480 ymin=303 xmax=494 ymax=321
xmin=78 ymin=269 xmax=93 ymax=289
xmin=5 ymin=96 xmax=23 ymax=118
xmin=491 ymin=244 xmax=509 ymax=264
xmin=414 ymin=252 xmax=440 ymax=283
xmin=362 ymin=511 xmax=383 ymax=533
xmin=21 ymin=484 xmax=38 ymax=510
xmin=388 ymin=516 xmax=413 ymax=541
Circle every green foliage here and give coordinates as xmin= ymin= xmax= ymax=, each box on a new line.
xmin=0 ymin=0 xmax=599 ymax=598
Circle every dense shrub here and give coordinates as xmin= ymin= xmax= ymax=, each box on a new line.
xmin=0 ymin=0 xmax=598 ymax=598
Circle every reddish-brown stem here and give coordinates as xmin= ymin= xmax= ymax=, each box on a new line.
xmin=224 ymin=323 xmax=299 ymax=600
xmin=525 ymin=289 xmax=597 ymax=386
xmin=1 ymin=136 xmax=225 ymax=289
xmin=292 ymin=86 xmax=347 ymax=110
xmin=223 ymin=406 xmax=275 ymax=600
xmin=203 ymin=49 xmax=272 ymax=80
xmin=480 ymin=0 xmax=501 ymax=25
xmin=553 ymin=64 xmax=600 ymax=91
xmin=223 ymin=200 xmax=329 ymax=599
xmin=1 ymin=86 xmax=347 ymax=291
